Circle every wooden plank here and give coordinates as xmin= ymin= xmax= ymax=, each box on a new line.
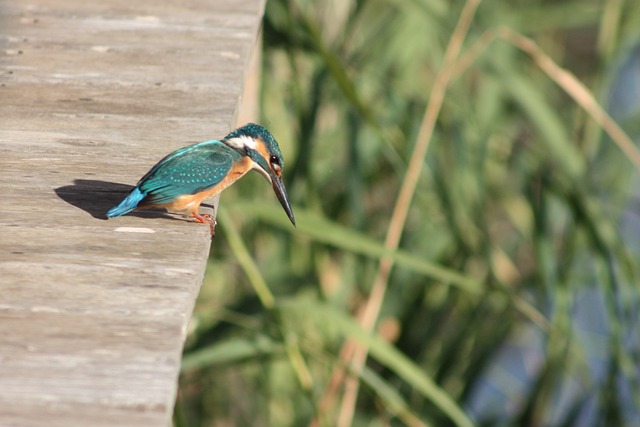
xmin=0 ymin=0 xmax=265 ymax=425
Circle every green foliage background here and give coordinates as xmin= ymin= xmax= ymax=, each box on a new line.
xmin=175 ymin=0 xmax=640 ymax=425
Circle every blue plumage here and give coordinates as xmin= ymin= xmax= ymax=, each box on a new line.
xmin=107 ymin=140 xmax=241 ymax=217
xmin=106 ymin=123 xmax=296 ymax=235
xmin=106 ymin=187 xmax=146 ymax=218
xmin=136 ymin=140 xmax=238 ymax=205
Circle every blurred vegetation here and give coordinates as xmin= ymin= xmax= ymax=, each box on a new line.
xmin=175 ymin=0 xmax=640 ymax=426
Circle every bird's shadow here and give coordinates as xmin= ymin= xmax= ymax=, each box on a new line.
xmin=54 ymin=179 xmax=168 ymax=220
xmin=54 ymin=179 xmax=216 ymax=222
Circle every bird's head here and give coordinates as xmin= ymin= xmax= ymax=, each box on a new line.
xmin=223 ymin=123 xmax=296 ymax=226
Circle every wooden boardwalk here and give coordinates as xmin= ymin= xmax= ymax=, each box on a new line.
xmin=0 ymin=0 xmax=264 ymax=425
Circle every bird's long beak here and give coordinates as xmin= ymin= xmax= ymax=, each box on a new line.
xmin=271 ymin=174 xmax=296 ymax=226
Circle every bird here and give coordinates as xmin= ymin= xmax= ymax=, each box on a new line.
xmin=106 ymin=123 xmax=295 ymax=237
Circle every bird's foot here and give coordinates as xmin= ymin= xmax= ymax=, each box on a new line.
xmin=192 ymin=213 xmax=217 ymax=238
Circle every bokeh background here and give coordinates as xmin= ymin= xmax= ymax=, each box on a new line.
xmin=174 ymin=0 xmax=640 ymax=426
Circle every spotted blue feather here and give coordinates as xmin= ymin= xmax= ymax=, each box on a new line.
xmin=107 ymin=140 xmax=241 ymax=217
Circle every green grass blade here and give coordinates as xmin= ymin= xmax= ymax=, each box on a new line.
xmin=492 ymin=54 xmax=586 ymax=179
xmin=229 ymin=202 xmax=482 ymax=294
xmin=280 ymin=298 xmax=475 ymax=427
xmin=181 ymin=334 xmax=282 ymax=372
xmin=218 ymin=208 xmax=276 ymax=309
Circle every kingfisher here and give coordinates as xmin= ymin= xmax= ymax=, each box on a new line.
xmin=106 ymin=123 xmax=295 ymax=236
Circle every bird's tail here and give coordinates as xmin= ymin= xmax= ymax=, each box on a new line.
xmin=106 ymin=187 xmax=146 ymax=218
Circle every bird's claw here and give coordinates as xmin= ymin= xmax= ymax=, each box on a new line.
xmin=193 ymin=213 xmax=217 ymax=238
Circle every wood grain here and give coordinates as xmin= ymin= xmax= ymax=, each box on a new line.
xmin=0 ymin=0 xmax=264 ymax=425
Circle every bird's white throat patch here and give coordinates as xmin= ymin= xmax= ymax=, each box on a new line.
xmin=226 ymin=135 xmax=258 ymax=151
xmin=226 ymin=134 xmax=271 ymax=182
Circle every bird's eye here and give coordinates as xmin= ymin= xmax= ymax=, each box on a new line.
xmin=270 ymin=155 xmax=279 ymax=165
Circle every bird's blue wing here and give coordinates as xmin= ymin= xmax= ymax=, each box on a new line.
xmin=137 ymin=140 xmax=239 ymax=205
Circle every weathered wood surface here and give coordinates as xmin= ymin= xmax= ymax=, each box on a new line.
xmin=0 ymin=0 xmax=264 ymax=425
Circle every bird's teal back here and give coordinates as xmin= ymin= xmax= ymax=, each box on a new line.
xmin=138 ymin=140 xmax=242 ymax=205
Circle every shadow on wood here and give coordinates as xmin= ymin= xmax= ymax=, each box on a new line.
xmin=54 ymin=179 xmax=174 ymax=220
xmin=55 ymin=179 xmax=219 ymax=225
